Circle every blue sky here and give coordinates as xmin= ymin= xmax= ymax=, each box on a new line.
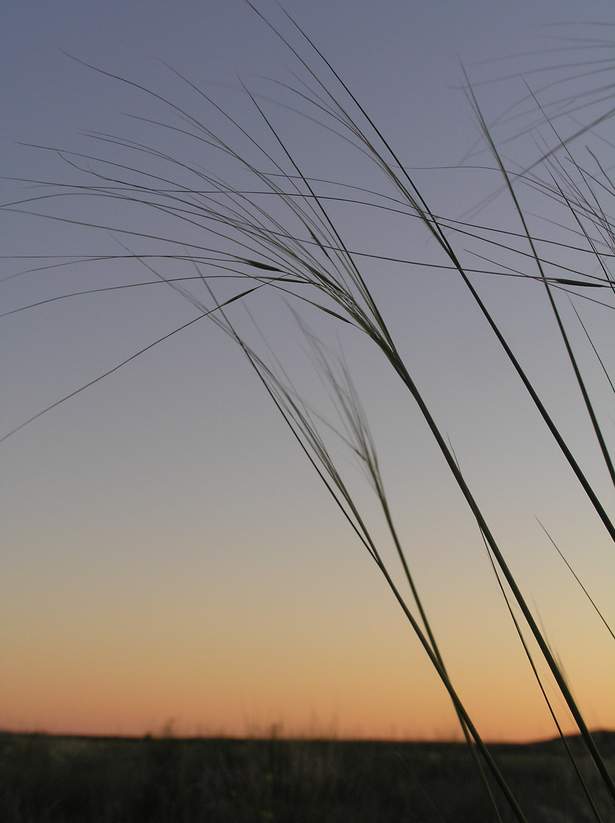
xmin=2 ymin=0 xmax=615 ymax=740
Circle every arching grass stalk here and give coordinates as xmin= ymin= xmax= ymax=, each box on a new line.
xmin=267 ymin=4 xmax=615 ymax=544
xmin=464 ymin=74 xmax=615 ymax=490
xmin=107 ymin=240 xmax=518 ymax=819
xmin=447 ymin=442 xmax=606 ymax=823
xmin=241 ymin=5 xmax=615 ymax=794
xmin=296 ymin=326 xmax=504 ymax=821
xmin=537 ymin=520 xmax=615 ymax=643
xmin=196 ymin=276 xmax=526 ymax=823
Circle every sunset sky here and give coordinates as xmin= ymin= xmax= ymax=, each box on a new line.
xmin=2 ymin=0 xmax=615 ymax=743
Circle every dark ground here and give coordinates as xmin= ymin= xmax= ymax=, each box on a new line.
xmin=1 ymin=730 xmax=614 ymax=822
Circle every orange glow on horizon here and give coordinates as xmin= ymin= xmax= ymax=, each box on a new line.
xmin=4 ymin=613 xmax=613 ymax=744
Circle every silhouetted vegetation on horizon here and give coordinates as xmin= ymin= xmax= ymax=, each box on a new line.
xmin=2 ymin=730 xmax=614 ymax=822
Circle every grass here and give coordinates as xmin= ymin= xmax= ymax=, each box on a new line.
xmin=2 ymin=3 xmax=615 ymax=820
xmin=2 ymin=730 xmax=615 ymax=822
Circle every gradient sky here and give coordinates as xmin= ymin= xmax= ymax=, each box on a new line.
xmin=2 ymin=0 xmax=615 ymax=742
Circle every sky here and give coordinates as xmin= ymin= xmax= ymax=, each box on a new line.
xmin=2 ymin=0 xmax=615 ymax=743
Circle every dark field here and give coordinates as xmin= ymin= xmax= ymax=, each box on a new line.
xmin=2 ymin=731 xmax=615 ymax=822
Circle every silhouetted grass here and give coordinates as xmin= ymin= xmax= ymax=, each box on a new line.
xmin=1 ymin=731 xmax=614 ymax=823
xmin=2 ymin=4 xmax=615 ymax=821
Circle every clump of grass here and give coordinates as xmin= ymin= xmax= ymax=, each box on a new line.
xmin=2 ymin=4 xmax=615 ymax=820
